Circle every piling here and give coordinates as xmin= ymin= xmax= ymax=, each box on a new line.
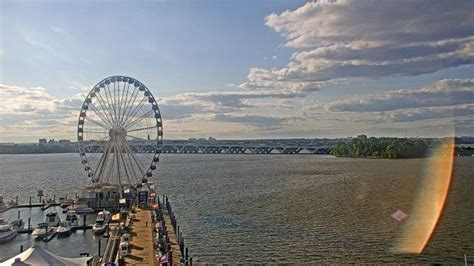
xmin=17 ymin=210 xmax=20 ymax=220
xmin=83 ymin=215 xmax=86 ymax=230
xmin=185 ymin=247 xmax=188 ymax=261
xmin=53 ymin=194 xmax=56 ymax=201
xmin=27 ymin=217 xmax=31 ymax=230
xmin=29 ymin=196 xmax=32 ymax=206
xmin=20 ymin=245 xmax=23 ymax=253
xmin=189 ymin=257 xmax=192 ymax=266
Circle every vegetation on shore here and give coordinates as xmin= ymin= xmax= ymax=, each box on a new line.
xmin=330 ymin=137 xmax=431 ymax=159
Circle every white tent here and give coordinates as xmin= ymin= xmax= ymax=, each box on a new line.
xmin=1 ymin=246 xmax=92 ymax=266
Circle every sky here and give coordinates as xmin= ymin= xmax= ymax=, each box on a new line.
xmin=1 ymin=0 xmax=473 ymax=142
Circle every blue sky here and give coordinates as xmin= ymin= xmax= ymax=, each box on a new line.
xmin=1 ymin=0 xmax=473 ymax=141
xmin=1 ymin=0 xmax=306 ymax=96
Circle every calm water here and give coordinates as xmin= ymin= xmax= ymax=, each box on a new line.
xmin=0 ymin=153 xmax=472 ymax=264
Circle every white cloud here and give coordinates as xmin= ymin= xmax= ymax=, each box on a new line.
xmin=245 ymin=0 xmax=474 ymax=91
xmin=324 ymin=79 xmax=474 ymax=123
xmin=325 ymin=79 xmax=474 ymax=112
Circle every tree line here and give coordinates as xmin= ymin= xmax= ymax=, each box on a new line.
xmin=330 ymin=137 xmax=431 ymax=159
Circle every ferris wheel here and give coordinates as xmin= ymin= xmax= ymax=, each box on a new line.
xmin=77 ymin=76 xmax=163 ymax=186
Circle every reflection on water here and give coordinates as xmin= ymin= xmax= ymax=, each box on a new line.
xmin=0 ymin=154 xmax=473 ymax=263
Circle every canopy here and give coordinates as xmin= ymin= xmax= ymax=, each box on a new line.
xmin=2 ymin=246 xmax=91 ymax=266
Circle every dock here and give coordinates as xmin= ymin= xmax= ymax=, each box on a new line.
xmin=123 ymin=208 xmax=157 ymax=265
xmin=162 ymin=209 xmax=183 ymax=265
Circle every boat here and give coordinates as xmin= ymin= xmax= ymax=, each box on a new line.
xmin=0 ymin=219 xmax=17 ymax=243
xmin=44 ymin=212 xmax=60 ymax=227
xmin=92 ymin=210 xmax=111 ymax=234
xmin=56 ymin=221 xmax=72 ymax=237
xmin=0 ymin=197 xmax=8 ymax=213
xmin=65 ymin=211 xmax=80 ymax=227
xmin=32 ymin=223 xmax=49 ymax=240
xmin=10 ymin=219 xmax=24 ymax=230
xmin=73 ymin=205 xmax=94 ymax=214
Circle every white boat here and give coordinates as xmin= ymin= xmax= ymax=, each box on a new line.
xmin=92 ymin=210 xmax=111 ymax=234
xmin=0 ymin=219 xmax=17 ymax=243
xmin=56 ymin=221 xmax=72 ymax=237
xmin=32 ymin=223 xmax=49 ymax=240
xmin=65 ymin=211 xmax=80 ymax=227
xmin=73 ymin=205 xmax=94 ymax=214
xmin=44 ymin=212 xmax=60 ymax=227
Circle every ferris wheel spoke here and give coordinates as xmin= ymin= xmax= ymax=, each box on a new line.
xmin=118 ymin=149 xmax=132 ymax=186
xmin=120 ymin=87 xmax=140 ymax=127
xmin=117 ymin=81 xmax=127 ymax=126
xmin=127 ymin=125 xmax=157 ymax=133
xmin=105 ymin=84 xmax=118 ymax=127
xmin=119 ymin=82 xmax=132 ymax=126
xmin=124 ymin=109 xmax=155 ymax=129
xmin=122 ymin=96 xmax=147 ymax=128
xmin=95 ymin=91 xmax=116 ymax=127
xmin=89 ymin=103 xmax=114 ymax=128
xmin=114 ymin=142 xmax=123 ymax=186
xmin=126 ymin=135 xmax=149 ymax=142
xmin=121 ymin=139 xmax=146 ymax=178
xmin=89 ymin=105 xmax=112 ymax=127
xmin=101 ymin=85 xmax=116 ymax=127
xmin=112 ymin=82 xmax=118 ymax=125
xmin=93 ymin=140 xmax=112 ymax=182
xmin=86 ymin=116 xmax=111 ymax=130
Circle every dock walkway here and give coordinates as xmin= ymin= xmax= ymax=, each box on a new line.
xmin=124 ymin=208 xmax=156 ymax=265
xmin=162 ymin=210 xmax=183 ymax=265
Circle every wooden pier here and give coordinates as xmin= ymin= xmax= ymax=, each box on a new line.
xmin=162 ymin=209 xmax=183 ymax=265
xmin=123 ymin=208 xmax=157 ymax=265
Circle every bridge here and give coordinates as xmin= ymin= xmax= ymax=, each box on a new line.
xmin=160 ymin=144 xmax=332 ymax=154
xmin=82 ymin=139 xmax=338 ymax=155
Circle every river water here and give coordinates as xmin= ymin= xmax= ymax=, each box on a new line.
xmin=0 ymin=153 xmax=472 ymax=264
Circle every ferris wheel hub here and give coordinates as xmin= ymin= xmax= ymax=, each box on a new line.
xmin=109 ymin=127 xmax=127 ymax=140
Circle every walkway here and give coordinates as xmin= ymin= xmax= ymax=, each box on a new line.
xmin=124 ymin=208 xmax=156 ymax=265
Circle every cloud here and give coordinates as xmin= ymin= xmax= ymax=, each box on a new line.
xmin=244 ymin=0 xmax=474 ymax=91
xmin=213 ymin=114 xmax=285 ymax=129
xmin=324 ymin=79 xmax=474 ymax=123
xmin=326 ymin=79 xmax=474 ymax=112
xmin=0 ymin=84 xmax=84 ymax=141
xmin=158 ymin=89 xmax=308 ymax=120
xmin=386 ymin=104 xmax=474 ymax=122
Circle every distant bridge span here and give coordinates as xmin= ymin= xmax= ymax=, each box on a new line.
xmin=159 ymin=144 xmax=332 ymax=154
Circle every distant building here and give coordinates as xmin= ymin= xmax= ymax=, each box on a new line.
xmin=48 ymin=139 xmax=57 ymax=145
xmin=58 ymin=139 xmax=71 ymax=146
xmin=357 ymin=134 xmax=367 ymax=140
xmin=39 ymin=138 xmax=47 ymax=145
xmin=208 ymin=137 xmax=216 ymax=141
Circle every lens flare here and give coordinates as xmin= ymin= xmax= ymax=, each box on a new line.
xmin=395 ymin=138 xmax=455 ymax=254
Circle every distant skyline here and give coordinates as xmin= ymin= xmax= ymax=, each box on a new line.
xmin=1 ymin=0 xmax=473 ymax=142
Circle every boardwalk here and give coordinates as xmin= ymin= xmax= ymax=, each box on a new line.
xmin=162 ymin=210 xmax=183 ymax=265
xmin=124 ymin=208 xmax=156 ymax=265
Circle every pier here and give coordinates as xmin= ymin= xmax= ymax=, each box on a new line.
xmin=123 ymin=208 xmax=156 ymax=265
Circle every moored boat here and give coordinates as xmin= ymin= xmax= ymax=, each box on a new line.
xmin=65 ymin=210 xmax=80 ymax=227
xmin=44 ymin=211 xmax=60 ymax=227
xmin=57 ymin=221 xmax=72 ymax=237
xmin=92 ymin=210 xmax=111 ymax=234
xmin=0 ymin=219 xmax=17 ymax=243
xmin=32 ymin=223 xmax=49 ymax=240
